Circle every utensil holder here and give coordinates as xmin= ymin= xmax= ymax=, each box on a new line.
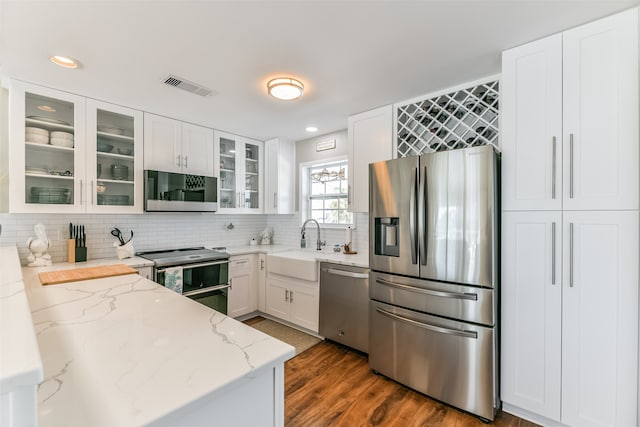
xmin=115 ymin=240 xmax=134 ymax=260
xmin=75 ymin=247 xmax=87 ymax=263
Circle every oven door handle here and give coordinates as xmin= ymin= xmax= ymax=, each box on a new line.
xmin=183 ymin=284 xmax=230 ymax=297
xmin=156 ymin=259 xmax=228 ymax=273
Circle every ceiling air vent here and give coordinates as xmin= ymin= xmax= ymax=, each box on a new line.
xmin=162 ymin=74 xmax=216 ymax=97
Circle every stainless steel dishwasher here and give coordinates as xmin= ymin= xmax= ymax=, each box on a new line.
xmin=319 ymin=262 xmax=369 ymax=353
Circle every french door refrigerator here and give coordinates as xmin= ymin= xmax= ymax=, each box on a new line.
xmin=368 ymin=145 xmax=499 ymax=421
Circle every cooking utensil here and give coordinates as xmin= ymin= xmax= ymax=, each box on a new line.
xmin=111 ymin=228 xmax=125 ymax=245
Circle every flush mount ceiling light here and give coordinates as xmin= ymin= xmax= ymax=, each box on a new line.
xmin=50 ymin=55 xmax=79 ymax=69
xmin=306 ymin=126 xmax=318 ymax=133
xmin=267 ymin=77 xmax=304 ymax=100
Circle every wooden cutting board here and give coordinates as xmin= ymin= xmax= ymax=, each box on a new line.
xmin=38 ymin=264 xmax=138 ymax=286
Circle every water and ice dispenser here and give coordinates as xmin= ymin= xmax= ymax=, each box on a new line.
xmin=374 ymin=217 xmax=399 ymax=257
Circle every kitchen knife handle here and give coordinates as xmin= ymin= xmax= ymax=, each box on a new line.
xmin=418 ymin=165 xmax=427 ymax=266
xmin=409 ymin=167 xmax=417 ymax=265
xmin=569 ymin=134 xmax=574 ymax=199
xmin=551 ymin=222 xmax=556 ymax=285
xmin=552 ymin=136 xmax=557 ymax=199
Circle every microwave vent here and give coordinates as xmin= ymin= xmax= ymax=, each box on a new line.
xmin=162 ymin=74 xmax=216 ymax=97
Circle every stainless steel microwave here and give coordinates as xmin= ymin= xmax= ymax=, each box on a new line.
xmin=144 ymin=170 xmax=217 ymax=212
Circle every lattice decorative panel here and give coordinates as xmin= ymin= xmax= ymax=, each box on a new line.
xmin=396 ymin=80 xmax=499 ymax=157
xmin=186 ymin=175 xmax=205 ymax=189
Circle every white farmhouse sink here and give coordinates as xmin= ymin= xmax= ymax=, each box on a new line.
xmin=267 ymin=251 xmax=319 ymax=282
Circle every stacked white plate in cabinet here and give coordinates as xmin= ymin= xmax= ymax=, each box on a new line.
xmin=50 ymin=131 xmax=74 ymax=148
xmin=25 ymin=127 xmax=49 ymax=144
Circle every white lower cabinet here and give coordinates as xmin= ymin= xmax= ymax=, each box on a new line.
xmin=265 ymin=273 xmax=319 ymax=333
xmin=227 ymin=255 xmax=257 ymax=318
xmin=502 ymin=210 xmax=638 ymax=427
xmin=502 ymin=211 xmax=562 ymax=420
xmin=257 ymin=253 xmax=267 ymax=311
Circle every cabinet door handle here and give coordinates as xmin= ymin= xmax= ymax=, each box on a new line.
xmin=285 ymin=289 xmax=289 ymax=302
xmin=234 ymin=260 xmax=248 ymax=265
xmin=551 ymin=222 xmax=556 ymax=285
xmin=289 ymin=290 xmax=293 ymax=303
xmin=569 ymin=222 xmax=574 ymax=288
xmin=80 ymin=180 xmax=83 ymax=204
xmin=552 ymin=136 xmax=557 ymax=199
xmin=184 ymin=155 xmax=188 ymax=168
xmin=91 ymin=181 xmax=94 ymax=205
xmin=230 ymin=278 xmax=233 ymax=290
xmin=274 ymin=192 xmax=277 ymax=209
xmin=260 ymin=259 xmax=265 ymax=270
xmin=569 ymin=134 xmax=574 ymax=199
xmin=177 ymin=154 xmax=182 ymax=167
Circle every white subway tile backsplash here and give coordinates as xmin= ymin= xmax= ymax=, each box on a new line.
xmin=0 ymin=211 xmax=370 ymax=265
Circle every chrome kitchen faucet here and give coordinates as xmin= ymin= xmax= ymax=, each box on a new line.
xmin=301 ymin=218 xmax=325 ymax=250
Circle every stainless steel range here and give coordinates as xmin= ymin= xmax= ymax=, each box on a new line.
xmin=137 ymin=247 xmax=230 ymax=314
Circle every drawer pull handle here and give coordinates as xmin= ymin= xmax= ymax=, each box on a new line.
xmin=375 ymin=278 xmax=477 ymax=301
xmin=324 ymin=268 xmax=368 ymax=279
xmin=375 ymin=307 xmax=477 ymax=339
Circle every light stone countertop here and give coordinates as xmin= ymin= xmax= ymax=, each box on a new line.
xmin=0 ymin=245 xmax=43 ymax=399
xmin=220 ymin=245 xmax=369 ymax=268
xmin=13 ymin=254 xmax=294 ymax=426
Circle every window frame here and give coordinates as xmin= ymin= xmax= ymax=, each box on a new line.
xmin=299 ymin=156 xmax=355 ymax=229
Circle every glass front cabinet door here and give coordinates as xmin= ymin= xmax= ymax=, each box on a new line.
xmin=9 ymin=80 xmax=143 ymax=213
xmin=86 ymin=99 xmax=143 ymax=213
xmin=214 ymin=131 xmax=263 ymax=213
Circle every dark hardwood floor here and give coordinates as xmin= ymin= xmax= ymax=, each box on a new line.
xmin=285 ymin=341 xmax=539 ymax=427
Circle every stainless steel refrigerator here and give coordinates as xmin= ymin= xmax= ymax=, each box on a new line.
xmin=368 ymin=145 xmax=499 ymax=421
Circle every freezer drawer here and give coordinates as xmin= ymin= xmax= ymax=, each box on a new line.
xmin=370 ymin=271 xmax=495 ymax=326
xmin=319 ymin=263 xmax=369 ymax=353
xmin=369 ymin=300 xmax=497 ymax=421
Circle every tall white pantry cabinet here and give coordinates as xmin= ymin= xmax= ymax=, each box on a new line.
xmin=501 ymin=8 xmax=639 ymax=427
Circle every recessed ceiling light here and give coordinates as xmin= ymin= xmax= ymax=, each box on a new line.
xmin=37 ymin=105 xmax=56 ymax=112
xmin=50 ymin=55 xmax=79 ymax=69
xmin=267 ymin=77 xmax=304 ymax=101
xmin=306 ymin=126 xmax=318 ymax=132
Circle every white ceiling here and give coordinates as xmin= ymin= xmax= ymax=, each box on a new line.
xmin=1 ymin=0 xmax=637 ymax=142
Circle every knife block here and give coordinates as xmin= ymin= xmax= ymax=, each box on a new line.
xmin=68 ymin=239 xmax=87 ymax=263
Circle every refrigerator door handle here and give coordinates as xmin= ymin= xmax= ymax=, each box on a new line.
xmin=418 ymin=165 xmax=427 ymax=266
xmin=410 ymin=167 xmax=418 ymax=265
xmin=375 ymin=307 xmax=478 ymax=339
xmin=375 ymin=278 xmax=478 ymax=301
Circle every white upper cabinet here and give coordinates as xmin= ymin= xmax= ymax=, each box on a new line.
xmin=501 ymin=8 xmax=638 ymax=211
xmin=181 ymin=122 xmax=214 ymax=176
xmin=144 ymin=113 xmax=214 ymax=176
xmin=9 ymin=80 xmax=143 ymax=213
xmin=501 ymin=35 xmax=563 ymax=211
xmin=86 ymin=99 xmax=144 ymax=213
xmin=562 ymin=10 xmax=638 ymax=211
xmin=347 ymin=105 xmax=393 ymax=213
xmin=214 ymin=131 xmax=264 ymax=213
xmin=264 ymin=138 xmax=295 ymax=214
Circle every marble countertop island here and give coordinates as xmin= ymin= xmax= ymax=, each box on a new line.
xmin=6 ymin=247 xmax=294 ymax=427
